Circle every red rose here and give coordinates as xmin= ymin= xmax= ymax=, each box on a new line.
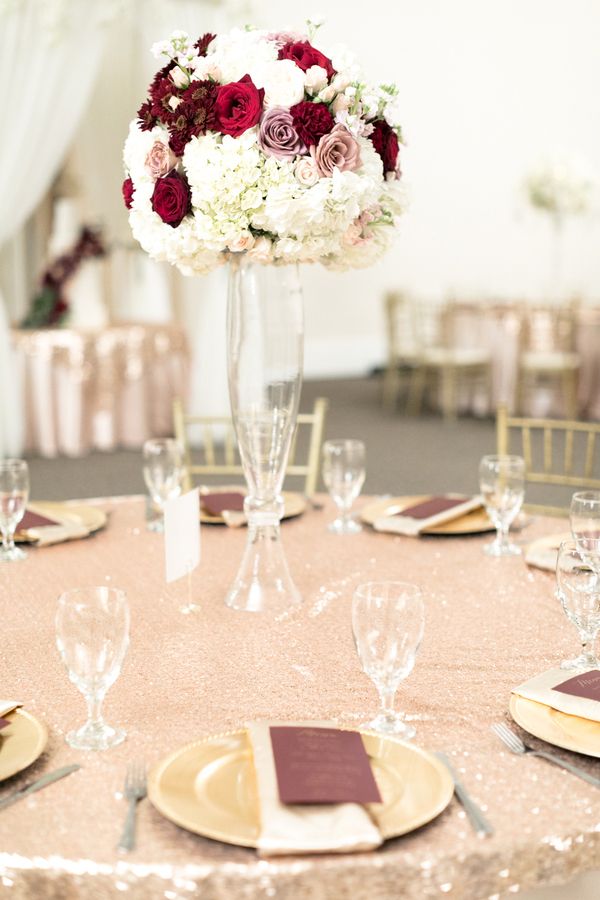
xmin=278 ymin=41 xmax=335 ymax=80
xmin=369 ymin=119 xmax=400 ymax=174
xmin=151 ymin=171 xmax=191 ymax=227
xmin=122 ymin=178 xmax=134 ymax=210
xmin=290 ymin=101 xmax=334 ymax=148
xmin=214 ymin=75 xmax=264 ymax=137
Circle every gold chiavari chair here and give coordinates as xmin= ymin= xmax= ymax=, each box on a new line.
xmin=381 ymin=291 xmax=423 ymax=410
xmin=173 ymin=397 xmax=328 ymax=498
xmin=496 ymin=404 xmax=600 ymax=515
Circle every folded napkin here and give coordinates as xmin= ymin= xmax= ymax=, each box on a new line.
xmin=0 ymin=701 xmax=21 ymax=718
xmin=201 ymin=492 xmax=245 ymax=516
xmin=374 ymin=494 xmax=483 ymax=536
xmin=247 ymin=721 xmax=382 ymax=857
xmin=25 ymin=521 xmax=89 ymax=546
xmin=524 ymin=534 xmax=570 ymax=572
xmin=513 ymin=669 xmax=600 ymax=723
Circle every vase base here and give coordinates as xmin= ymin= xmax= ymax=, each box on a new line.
xmin=224 ymin=523 xmax=302 ymax=615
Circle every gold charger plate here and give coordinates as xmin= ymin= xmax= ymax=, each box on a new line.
xmin=509 ymin=694 xmax=600 ymax=758
xmin=148 ymin=729 xmax=454 ymax=847
xmin=524 ymin=533 xmax=570 ymax=572
xmin=198 ymin=488 xmax=306 ymax=525
xmin=16 ymin=502 xmax=108 ymax=544
xmin=0 ymin=708 xmax=48 ymax=782
xmin=360 ymin=495 xmax=494 ymax=536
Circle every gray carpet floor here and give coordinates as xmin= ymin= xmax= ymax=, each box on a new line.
xmin=24 ymin=376 xmax=572 ymax=509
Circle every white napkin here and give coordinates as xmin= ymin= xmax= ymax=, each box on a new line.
xmin=0 ymin=701 xmax=21 ymax=718
xmin=26 ymin=521 xmax=89 ymax=546
xmin=512 ymin=669 xmax=600 ymax=723
xmin=374 ymin=495 xmax=483 ymax=536
xmin=247 ymin=720 xmax=382 ymax=857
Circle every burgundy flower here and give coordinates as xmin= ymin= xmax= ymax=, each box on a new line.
xmin=369 ymin=119 xmax=400 ymax=174
xmin=122 ymin=178 xmax=134 ymax=210
xmin=194 ymin=32 xmax=215 ymax=56
xmin=151 ymin=171 xmax=191 ymax=227
xmin=278 ymin=40 xmax=335 ymax=80
xmin=137 ymin=99 xmax=157 ymax=132
xmin=290 ymin=101 xmax=334 ymax=148
xmin=167 ymin=80 xmax=218 ymax=154
xmin=214 ymin=75 xmax=264 ymax=137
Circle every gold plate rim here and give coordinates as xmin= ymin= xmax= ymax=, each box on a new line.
xmin=360 ymin=495 xmax=494 ymax=536
xmin=198 ymin=488 xmax=306 ymax=525
xmin=0 ymin=708 xmax=48 ymax=782
xmin=17 ymin=502 xmax=108 ymax=544
xmin=148 ymin=728 xmax=454 ymax=848
xmin=509 ymin=694 xmax=600 ymax=758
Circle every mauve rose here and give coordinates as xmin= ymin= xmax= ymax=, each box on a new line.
xmin=144 ymin=140 xmax=178 ymax=179
xmin=259 ymin=107 xmax=306 ymax=159
xmin=122 ymin=178 xmax=134 ymax=210
xmin=151 ymin=171 xmax=190 ymax=227
xmin=310 ymin=124 xmax=361 ymax=177
xmin=215 ymin=74 xmax=264 ymax=138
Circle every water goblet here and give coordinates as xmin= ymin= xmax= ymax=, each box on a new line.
xmin=555 ymin=540 xmax=600 ymax=670
xmin=479 ymin=454 xmax=525 ymax=556
xmin=142 ymin=438 xmax=184 ymax=532
xmin=0 ymin=459 xmax=29 ymax=562
xmin=322 ymin=439 xmax=366 ymax=534
xmin=570 ymin=491 xmax=600 ymax=572
xmin=56 ymin=587 xmax=130 ymax=750
xmin=352 ymin=581 xmax=424 ymax=738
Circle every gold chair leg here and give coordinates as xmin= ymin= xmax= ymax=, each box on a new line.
xmin=382 ymin=365 xmax=400 ymax=410
xmin=441 ymin=366 xmax=457 ymax=420
xmin=563 ymin=370 xmax=578 ymax=420
xmin=407 ymin=365 xmax=426 ymax=415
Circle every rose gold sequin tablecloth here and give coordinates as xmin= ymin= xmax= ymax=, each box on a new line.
xmin=1 ymin=496 xmax=599 ymax=899
xmin=12 ymin=325 xmax=190 ymax=457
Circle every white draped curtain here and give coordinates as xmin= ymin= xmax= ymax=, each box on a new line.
xmin=0 ymin=0 xmax=107 ymax=456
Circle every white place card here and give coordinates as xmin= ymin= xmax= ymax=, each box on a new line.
xmin=164 ymin=489 xmax=200 ymax=583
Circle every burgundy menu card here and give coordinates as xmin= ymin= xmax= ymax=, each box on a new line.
xmin=20 ymin=510 xmax=60 ymax=530
xmin=553 ymin=670 xmax=600 ymax=703
xmin=398 ymin=496 xmax=469 ymax=520
xmin=269 ymin=726 xmax=382 ymax=805
xmin=201 ymin=492 xmax=245 ymax=516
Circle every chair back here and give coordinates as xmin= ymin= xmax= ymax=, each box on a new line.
xmin=519 ymin=303 xmax=577 ymax=354
xmin=384 ymin=292 xmax=422 ymax=362
xmin=440 ymin=300 xmax=489 ymax=350
xmin=496 ymin=404 xmax=600 ymax=515
xmin=173 ymin=397 xmax=328 ymax=497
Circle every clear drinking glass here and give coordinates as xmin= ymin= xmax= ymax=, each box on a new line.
xmin=225 ymin=258 xmax=304 ymax=614
xmin=142 ymin=438 xmax=184 ymax=532
xmin=479 ymin=454 xmax=525 ymax=556
xmin=570 ymin=491 xmax=600 ymax=572
xmin=56 ymin=587 xmax=130 ymax=750
xmin=322 ymin=440 xmax=366 ymax=534
xmin=556 ymin=540 xmax=600 ymax=670
xmin=0 ymin=459 xmax=29 ymax=562
xmin=352 ymin=581 xmax=424 ymax=738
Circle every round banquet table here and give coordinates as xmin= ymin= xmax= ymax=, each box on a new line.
xmin=1 ymin=495 xmax=599 ymax=899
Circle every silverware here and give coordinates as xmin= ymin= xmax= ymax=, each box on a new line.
xmin=435 ymin=752 xmax=493 ymax=837
xmin=117 ymin=761 xmax=147 ymax=852
xmin=491 ymin=722 xmax=600 ymax=788
xmin=0 ymin=764 xmax=80 ymax=810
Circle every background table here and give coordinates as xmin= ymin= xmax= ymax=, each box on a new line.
xmin=1 ymin=496 xmax=599 ymax=898
xmin=12 ymin=324 xmax=190 ymax=457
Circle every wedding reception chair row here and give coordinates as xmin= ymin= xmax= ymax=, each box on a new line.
xmin=496 ymin=404 xmax=600 ymax=515
xmin=173 ymin=397 xmax=329 ymax=497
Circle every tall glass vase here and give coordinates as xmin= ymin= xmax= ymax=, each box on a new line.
xmin=225 ymin=258 xmax=304 ymax=614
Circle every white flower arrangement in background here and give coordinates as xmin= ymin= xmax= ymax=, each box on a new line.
xmin=525 ymin=154 xmax=595 ymax=218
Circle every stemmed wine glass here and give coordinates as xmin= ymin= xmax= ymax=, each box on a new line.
xmin=322 ymin=439 xmax=366 ymax=534
xmin=56 ymin=587 xmax=130 ymax=750
xmin=0 ymin=459 xmax=29 ymax=562
xmin=479 ymin=455 xmax=525 ymax=556
xmin=142 ymin=438 xmax=184 ymax=532
xmin=352 ymin=581 xmax=424 ymax=738
xmin=570 ymin=491 xmax=600 ymax=572
xmin=555 ymin=541 xmax=600 ymax=670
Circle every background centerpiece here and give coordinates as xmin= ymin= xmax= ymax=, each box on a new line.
xmin=123 ymin=21 xmax=404 ymax=614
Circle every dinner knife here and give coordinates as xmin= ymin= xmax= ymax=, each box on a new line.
xmin=435 ymin=752 xmax=493 ymax=837
xmin=0 ymin=764 xmax=80 ymax=811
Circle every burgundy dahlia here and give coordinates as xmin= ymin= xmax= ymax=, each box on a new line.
xmin=369 ymin=119 xmax=400 ymax=174
xmin=194 ymin=32 xmax=215 ymax=56
xmin=151 ymin=171 xmax=191 ymax=227
xmin=278 ymin=40 xmax=335 ymax=80
xmin=290 ymin=101 xmax=334 ymax=148
xmin=122 ymin=178 xmax=134 ymax=210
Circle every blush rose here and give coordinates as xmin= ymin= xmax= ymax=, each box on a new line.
xmin=310 ymin=124 xmax=361 ymax=176
xmin=144 ymin=140 xmax=178 ymax=178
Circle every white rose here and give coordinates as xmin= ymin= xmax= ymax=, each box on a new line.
xmin=294 ymin=157 xmax=320 ymax=187
xmin=228 ymin=231 xmax=255 ymax=252
xmin=246 ymin=236 xmax=273 ymax=263
xmin=259 ymin=60 xmax=305 ymax=108
xmin=331 ymin=73 xmax=351 ymax=92
xmin=170 ymin=66 xmax=189 ymax=88
xmin=304 ymin=65 xmax=328 ymax=95
xmin=317 ymin=84 xmax=336 ymax=103
xmin=192 ymin=58 xmax=223 ymax=82
xmin=331 ymin=93 xmax=350 ymax=114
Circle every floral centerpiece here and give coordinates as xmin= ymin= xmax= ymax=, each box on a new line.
xmin=525 ymin=155 xmax=594 ymax=219
xmin=122 ymin=21 xmax=404 ymax=275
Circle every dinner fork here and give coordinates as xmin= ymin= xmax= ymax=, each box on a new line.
xmin=117 ymin=761 xmax=147 ymax=852
xmin=491 ymin=723 xmax=600 ymax=788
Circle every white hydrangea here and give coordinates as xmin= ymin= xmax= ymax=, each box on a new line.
xmin=206 ymin=28 xmax=278 ymax=84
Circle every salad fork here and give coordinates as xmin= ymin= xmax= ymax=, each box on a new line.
xmin=491 ymin=723 xmax=600 ymax=788
xmin=117 ymin=761 xmax=147 ymax=851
